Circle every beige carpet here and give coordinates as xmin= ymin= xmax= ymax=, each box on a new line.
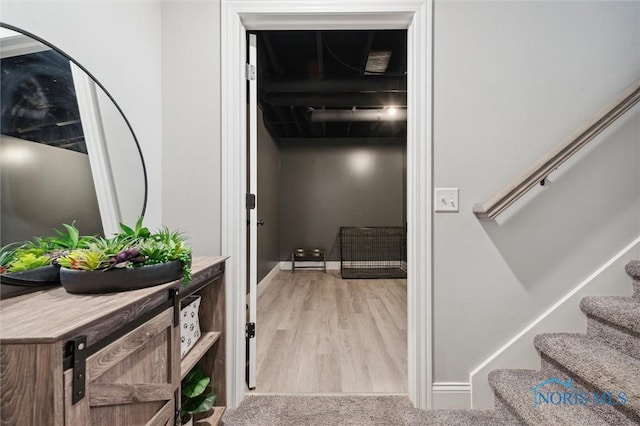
xmin=221 ymin=395 xmax=504 ymax=425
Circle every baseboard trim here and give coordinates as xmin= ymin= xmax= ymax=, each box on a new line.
xmin=278 ymin=261 xmax=406 ymax=271
xmin=258 ymin=258 xmax=398 ymax=293
xmin=469 ymin=235 xmax=640 ymax=408
xmin=256 ymin=263 xmax=281 ymax=297
xmin=279 ymin=261 xmax=341 ymax=271
xmin=431 ymin=382 xmax=471 ymax=409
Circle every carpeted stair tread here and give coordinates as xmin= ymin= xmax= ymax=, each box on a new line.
xmin=625 ymin=260 xmax=640 ymax=280
xmin=427 ymin=408 xmax=507 ymax=425
xmin=534 ymin=333 xmax=640 ymax=418
xmin=625 ymin=261 xmax=640 ymax=299
xmin=580 ymin=296 xmax=640 ymax=334
xmin=488 ymin=369 xmax=636 ymax=425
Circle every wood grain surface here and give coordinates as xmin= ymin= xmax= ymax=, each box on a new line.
xmin=186 ymin=269 xmax=226 ymax=420
xmin=145 ymin=400 xmax=174 ymax=426
xmin=87 ymin=307 xmax=175 ymax=424
xmin=194 ymin=406 xmax=226 ymax=426
xmin=181 ymin=332 xmax=221 ymax=380
xmin=0 ymin=256 xmax=226 ymax=343
xmin=87 ymin=309 xmax=173 ymax=381
xmin=1 ymin=343 xmax=64 ymax=425
xmin=255 ymin=271 xmax=407 ymax=393
xmin=89 ymin=383 xmax=174 ymax=406
xmin=0 ymin=256 xmax=227 ymax=425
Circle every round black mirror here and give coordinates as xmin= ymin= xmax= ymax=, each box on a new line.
xmin=0 ymin=24 xmax=148 ymax=244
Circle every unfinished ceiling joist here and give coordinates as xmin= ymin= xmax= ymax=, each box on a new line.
xmin=256 ymin=30 xmax=407 ymax=140
xmin=260 ymin=75 xmax=406 ymax=93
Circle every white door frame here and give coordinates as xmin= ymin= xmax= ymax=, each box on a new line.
xmin=71 ymin=63 xmax=122 ymax=236
xmin=246 ymin=33 xmax=258 ymax=389
xmin=221 ymin=0 xmax=433 ymax=410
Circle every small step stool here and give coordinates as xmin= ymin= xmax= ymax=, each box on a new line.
xmin=291 ymin=248 xmax=326 ymax=272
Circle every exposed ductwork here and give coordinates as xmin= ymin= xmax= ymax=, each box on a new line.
xmin=257 ymin=30 xmax=407 ymax=141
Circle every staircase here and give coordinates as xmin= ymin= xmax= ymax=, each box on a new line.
xmin=487 ymin=260 xmax=640 ymax=425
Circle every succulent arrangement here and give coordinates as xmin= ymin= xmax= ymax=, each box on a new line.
xmin=1 ymin=218 xmax=192 ymax=284
xmin=0 ymin=223 xmax=91 ymax=274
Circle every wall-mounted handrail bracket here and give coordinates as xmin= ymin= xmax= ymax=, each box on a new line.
xmin=473 ymin=80 xmax=640 ymax=220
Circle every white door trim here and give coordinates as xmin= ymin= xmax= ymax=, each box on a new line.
xmin=221 ymin=0 xmax=433 ymax=410
xmin=71 ymin=63 xmax=122 ymax=236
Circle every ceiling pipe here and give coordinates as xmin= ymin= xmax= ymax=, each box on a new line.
xmin=260 ymin=75 xmax=406 ymax=93
xmin=278 ymin=137 xmax=406 ymax=145
xmin=310 ymin=108 xmax=407 ymax=122
xmin=261 ymin=92 xmax=407 ymax=107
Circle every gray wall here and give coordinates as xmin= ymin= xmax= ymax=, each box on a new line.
xmin=279 ymin=144 xmax=406 ymax=261
xmin=1 ymin=136 xmax=103 ymax=244
xmin=432 ymin=0 xmax=640 ymax=388
xmin=160 ymin=1 xmax=221 ymax=254
xmin=257 ymin=108 xmax=281 ymax=282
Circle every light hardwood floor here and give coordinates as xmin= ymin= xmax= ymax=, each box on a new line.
xmin=255 ymin=270 xmax=407 ymax=393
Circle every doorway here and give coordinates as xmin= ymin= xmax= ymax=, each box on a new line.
xmin=221 ymin=0 xmax=433 ymax=410
xmin=249 ymin=29 xmax=408 ymax=394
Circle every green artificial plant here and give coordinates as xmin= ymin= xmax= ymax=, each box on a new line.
xmin=56 ymin=217 xmax=192 ymax=284
xmin=181 ymin=365 xmax=216 ymax=423
xmin=0 ymin=222 xmax=96 ymax=273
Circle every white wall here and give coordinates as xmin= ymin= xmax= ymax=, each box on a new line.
xmin=160 ymin=0 xmax=221 ymax=255
xmin=97 ymin=87 xmax=147 ymax=227
xmin=433 ymin=0 xmax=640 ymax=404
xmin=1 ymin=0 xmax=163 ymax=228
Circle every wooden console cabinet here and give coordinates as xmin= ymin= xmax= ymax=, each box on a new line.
xmin=0 ymin=256 xmax=226 ymax=426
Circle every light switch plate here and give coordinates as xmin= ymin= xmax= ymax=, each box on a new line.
xmin=434 ymin=188 xmax=459 ymax=212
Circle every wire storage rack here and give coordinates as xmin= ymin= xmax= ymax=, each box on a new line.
xmin=339 ymin=226 xmax=407 ymax=279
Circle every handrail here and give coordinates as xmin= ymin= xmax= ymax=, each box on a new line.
xmin=474 ymin=80 xmax=640 ymax=220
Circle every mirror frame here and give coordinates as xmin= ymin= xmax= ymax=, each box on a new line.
xmin=0 ymin=22 xmax=148 ymax=220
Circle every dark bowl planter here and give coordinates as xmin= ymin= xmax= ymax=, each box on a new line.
xmin=60 ymin=260 xmax=184 ymax=294
xmin=0 ymin=265 xmax=60 ymax=287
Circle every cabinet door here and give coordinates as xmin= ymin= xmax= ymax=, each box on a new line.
xmin=64 ymin=308 xmax=179 ymax=425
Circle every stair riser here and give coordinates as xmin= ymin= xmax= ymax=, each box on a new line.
xmin=586 ymin=316 xmax=640 ymax=360
xmin=539 ymin=353 xmax=640 ymax=423
xmin=493 ymin=394 xmax=526 ymax=425
xmin=491 ymin=370 xmax=638 ymax=426
xmin=540 ymin=354 xmax=595 ymax=393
